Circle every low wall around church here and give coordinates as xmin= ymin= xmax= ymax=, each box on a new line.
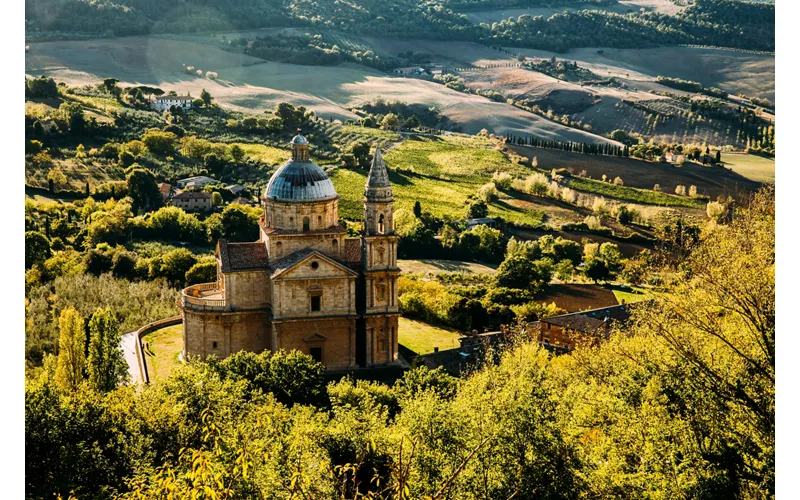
xmin=135 ymin=315 xmax=182 ymax=384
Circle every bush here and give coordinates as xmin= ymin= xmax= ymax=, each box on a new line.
xmin=185 ymin=259 xmax=217 ymax=285
xmin=495 ymin=255 xmax=553 ymax=293
xmin=584 ymin=215 xmax=602 ymax=230
xmin=477 ymin=182 xmax=499 ymax=203
xmin=675 ymin=185 xmax=687 ymax=196
xmin=491 ymin=171 xmax=513 ymax=190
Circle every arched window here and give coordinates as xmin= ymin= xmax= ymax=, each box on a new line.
xmin=332 ymin=239 xmax=339 ymax=253
xmin=302 ymin=216 xmax=310 ymax=232
xmin=317 ymin=215 xmax=322 ymax=227
xmin=378 ymin=214 xmax=385 ymax=234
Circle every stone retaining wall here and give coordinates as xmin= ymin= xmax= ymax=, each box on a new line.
xmin=135 ymin=316 xmax=182 ymax=384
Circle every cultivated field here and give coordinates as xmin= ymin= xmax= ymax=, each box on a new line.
xmin=462 ymin=0 xmax=685 ymax=23
xmin=25 ymin=36 xmax=620 ymax=143
xmin=720 ymin=153 xmax=775 ymax=184
xmin=398 ymin=259 xmax=497 ymax=275
xmin=509 ymin=45 xmax=775 ymax=102
xmin=508 ymin=144 xmax=762 ymax=200
xmin=534 ymin=283 xmax=621 ymax=312
xmin=332 ymin=135 xmax=548 ymax=226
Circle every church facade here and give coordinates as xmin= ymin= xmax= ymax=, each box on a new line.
xmin=178 ymin=134 xmax=400 ymax=370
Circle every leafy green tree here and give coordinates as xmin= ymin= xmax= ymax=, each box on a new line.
xmin=229 ymin=144 xmax=246 ymax=163
xmin=584 ymin=257 xmax=610 ymax=283
xmin=111 ymin=251 xmax=137 ymax=280
xmin=185 ymin=259 xmax=217 ymax=285
xmin=200 ymin=88 xmax=212 ymax=107
xmin=555 ymin=259 xmax=574 ymax=281
xmin=273 ymin=102 xmax=307 ymax=131
xmin=211 ymin=191 xmax=223 ymax=207
xmin=142 ymin=129 xmax=178 ymax=156
xmin=220 ymin=204 xmax=259 ymax=242
xmin=160 ymin=248 xmax=197 ymax=285
xmin=380 ymin=113 xmax=399 ymax=130
xmin=126 ymin=167 xmax=162 ymax=213
xmin=495 ymin=255 xmax=553 ymax=292
xmin=54 ymin=307 xmax=86 ymax=392
xmin=465 ymin=200 xmax=488 ymax=218
xmin=87 ymin=308 xmax=127 ymax=392
xmin=25 ymin=231 xmax=51 ymax=269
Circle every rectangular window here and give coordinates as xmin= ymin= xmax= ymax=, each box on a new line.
xmin=311 ymin=295 xmax=321 ymax=312
xmin=212 ymin=341 xmax=218 ymax=349
xmin=310 ymin=347 xmax=323 ymax=363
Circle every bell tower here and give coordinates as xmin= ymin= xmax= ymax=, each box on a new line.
xmin=361 ymin=146 xmax=400 ymax=366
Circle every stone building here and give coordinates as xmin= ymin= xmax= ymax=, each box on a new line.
xmin=179 ymin=134 xmax=400 ymax=370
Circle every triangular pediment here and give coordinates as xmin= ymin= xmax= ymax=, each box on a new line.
xmin=271 ymin=249 xmax=358 ymax=280
xmin=303 ymin=332 xmax=328 ymax=343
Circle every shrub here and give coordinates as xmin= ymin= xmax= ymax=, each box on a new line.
xmin=491 ymin=171 xmax=513 ymax=190
xmin=707 ymin=201 xmax=727 ymax=222
xmin=689 ymin=185 xmax=698 ymax=197
xmin=584 ymin=215 xmax=602 ymax=230
xmin=653 ymin=184 xmax=661 ymax=192
xmin=613 ymin=176 xmax=624 ymax=186
xmin=477 ymin=182 xmax=499 ymax=203
xmin=675 ymin=185 xmax=687 ymax=196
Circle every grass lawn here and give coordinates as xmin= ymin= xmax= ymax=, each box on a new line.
xmin=338 ymin=125 xmax=401 ymax=141
xmin=233 ymin=143 xmax=292 ymax=165
xmin=720 ymin=153 xmax=775 ymax=184
xmin=398 ymin=259 xmax=497 ymax=275
xmin=398 ymin=317 xmax=462 ymax=356
xmin=610 ymin=285 xmax=652 ymax=304
xmin=142 ymin=324 xmax=183 ymax=381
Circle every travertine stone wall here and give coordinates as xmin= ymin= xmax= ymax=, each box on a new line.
xmin=274 ymin=317 xmax=356 ymax=371
xmin=364 ymin=200 xmax=393 ymax=235
xmin=364 ymin=236 xmax=398 ymax=270
xmin=272 ymin=276 xmax=357 ymax=319
xmin=263 ymin=232 xmax=347 ymax=261
xmin=223 ymin=270 xmax=270 ymax=310
xmin=365 ymin=314 xmax=399 ymax=366
xmin=183 ymin=309 xmax=270 ymax=359
xmin=263 ymin=198 xmax=339 ymax=232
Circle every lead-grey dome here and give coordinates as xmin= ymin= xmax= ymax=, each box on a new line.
xmin=290 ymin=134 xmax=309 ymax=145
xmin=264 ymin=160 xmax=338 ymax=202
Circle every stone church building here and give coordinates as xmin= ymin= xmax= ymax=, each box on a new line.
xmin=179 ymin=134 xmax=400 ymax=370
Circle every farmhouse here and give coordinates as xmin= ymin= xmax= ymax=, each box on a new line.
xmin=529 ymin=304 xmax=634 ymax=352
xmin=466 ymin=217 xmax=498 ymax=229
xmin=157 ymin=182 xmax=173 ymax=202
xmin=179 ymin=134 xmax=401 ymax=370
xmin=172 ymin=191 xmax=213 ymax=212
xmin=393 ymin=66 xmax=424 ymax=75
xmin=226 ymin=184 xmax=245 ymax=195
xmin=665 ymin=152 xmax=685 ymax=164
xmin=176 ymin=175 xmax=217 ymax=189
xmin=152 ymin=95 xmax=194 ymax=111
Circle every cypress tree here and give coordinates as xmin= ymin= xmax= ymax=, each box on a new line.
xmin=55 ymin=307 xmax=86 ymax=392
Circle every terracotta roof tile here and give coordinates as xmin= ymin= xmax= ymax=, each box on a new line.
xmin=344 ymin=238 xmax=362 ymax=263
xmin=217 ymin=240 xmax=268 ymax=273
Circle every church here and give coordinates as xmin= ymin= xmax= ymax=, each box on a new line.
xmin=178 ymin=133 xmax=400 ymax=370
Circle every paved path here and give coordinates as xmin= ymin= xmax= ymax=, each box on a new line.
xmin=120 ymin=331 xmax=143 ymax=384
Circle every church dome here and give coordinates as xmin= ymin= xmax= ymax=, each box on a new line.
xmin=263 ymin=135 xmax=338 ymax=202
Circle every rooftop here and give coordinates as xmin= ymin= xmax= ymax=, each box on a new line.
xmin=264 ymin=136 xmax=338 ymax=203
xmin=173 ymin=191 xmax=212 ymax=200
xmin=538 ymin=304 xmax=633 ymax=335
xmin=157 ymin=95 xmax=193 ymax=101
xmin=217 ymin=240 xmax=268 ymax=273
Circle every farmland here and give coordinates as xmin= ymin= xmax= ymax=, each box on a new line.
xmin=398 ymin=259 xmax=497 ymax=275
xmin=461 ymin=0 xmax=686 ymax=24
xmin=720 ymin=153 xmax=775 ymax=184
xmin=507 ymin=144 xmax=763 ymax=200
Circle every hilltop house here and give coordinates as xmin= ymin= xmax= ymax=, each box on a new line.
xmin=178 ymin=134 xmax=401 ymax=370
xmin=152 ymin=95 xmax=194 ymax=111
xmin=176 ymin=175 xmax=217 ymax=189
xmin=172 ymin=191 xmax=213 ymax=212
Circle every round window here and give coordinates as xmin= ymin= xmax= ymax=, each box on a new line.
xmin=311 ymin=261 xmax=319 ymax=270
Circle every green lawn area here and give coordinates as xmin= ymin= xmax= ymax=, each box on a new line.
xmin=398 ymin=317 xmax=462 ymax=355
xmin=565 ymin=174 xmax=706 ymax=208
xmin=611 ymin=285 xmax=652 ymax=305
xmin=720 ymin=153 xmax=775 ymax=184
xmin=331 ymin=135 xmax=544 ymax=226
xmin=233 ymin=143 xmax=292 ymax=165
xmin=142 ymin=324 xmax=183 ymax=381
